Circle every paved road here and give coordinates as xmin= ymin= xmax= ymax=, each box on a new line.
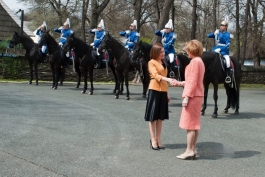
xmin=0 ymin=82 xmax=265 ymax=177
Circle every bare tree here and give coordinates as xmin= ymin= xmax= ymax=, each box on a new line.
xmin=81 ymin=0 xmax=90 ymax=42
xmin=241 ymin=0 xmax=250 ymax=65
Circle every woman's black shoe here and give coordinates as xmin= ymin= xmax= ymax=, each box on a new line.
xmin=150 ymin=140 xmax=159 ymax=150
xmin=158 ymin=146 xmax=165 ymax=150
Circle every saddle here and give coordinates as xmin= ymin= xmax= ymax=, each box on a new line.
xmin=219 ymin=54 xmax=234 ymax=72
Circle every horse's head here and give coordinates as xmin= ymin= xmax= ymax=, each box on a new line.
xmin=98 ymin=32 xmax=111 ymax=53
xmin=39 ymin=30 xmax=50 ymax=47
xmin=62 ymin=33 xmax=75 ymax=53
xmin=132 ymin=41 xmax=143 ymax=63
xmin=9 ymin=32 xmax=21 ymax=48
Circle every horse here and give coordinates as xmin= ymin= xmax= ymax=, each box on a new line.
xmin=38 ymin=30 xmax=66 ymax=89
xmin=9 ymin=32 xmax=43 ymax=85
xmin=132 ymin=41 xmax=190 ymax=98
xmin=98 ymin=32 xmax=132 ymax=100
xmin=200 ymin=51 xmax=241 ymax=118
xmin=62 ymin=33 xmax=120 ymax=95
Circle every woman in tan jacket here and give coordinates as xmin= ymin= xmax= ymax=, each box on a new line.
xmin=144 ymin=43 xmax=173 ymax=150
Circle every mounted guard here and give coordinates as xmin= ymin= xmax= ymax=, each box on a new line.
xmin=155 ymin=19 xmax=177 ymax=77
xmin=54 ymin=18 xmax=74 ymax=67
xmin=208 ymin=19 xmax=234 ymax=83
xmin=36 ymin=21 xmax=48 ymax=62
xmin=119 ymin=20 xmax=140 ymax=57
xmin=89 ymin=19 xmax=106 ymax=69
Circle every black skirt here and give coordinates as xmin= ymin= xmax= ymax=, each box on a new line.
xmin=144 ymin=89 xmax=169 ymax=122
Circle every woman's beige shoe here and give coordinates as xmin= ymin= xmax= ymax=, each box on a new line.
xmin=176 ymin=151 xmax=196 ymax=160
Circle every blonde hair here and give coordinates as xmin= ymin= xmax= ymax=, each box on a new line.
xmin=185 ymin=40 xmax=203 ymax=57
xmin=150 ymin=43 xmax=163 ymax=60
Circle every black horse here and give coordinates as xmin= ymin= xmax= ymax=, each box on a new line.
xmin=200 ymin=52 xmax=241 ymax=118
xmin=38 ymin=30 xmax=65 ymax=89
xmin=62 ymin=33 xmax=119 ymax=95
xmin=9 ymin=32 xmax=43 ymax=85
xmin=98 ymin=32 xmax=131 ymax=100
xmin=132 ymin=41 xmax=190 ymax=98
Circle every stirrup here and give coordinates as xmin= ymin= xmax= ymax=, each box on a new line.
xmin=225 ymin=76 xmax=231 ymax=83
xmin=169 ymin=71 xmax=175 ymax=78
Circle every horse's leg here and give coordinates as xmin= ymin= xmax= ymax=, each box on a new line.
xmin=81 ymin=68 xmax=87 ymax=94
xmin=59 ymin=67 xmax=65 ymax=86
xmin=235 ymin=83 xmax=240 ymax=115
xmin=223 ymin=83 xmax=231 ymax=113
xmin=88 ymin=66 xmax=94 ymax=95
xmin=123 ymin=69 xmax=130 ymax=100
xmin=28 ymin=61 xmax=33 ymax=84
xmin=212 ymin=83 xmax=219 ymax=118
xmin=110 ymin=65 xmax=118 ymax=94
xmin=50 ymin=64 xmax=55 ymax=89
xmin=53 ymin=65 xmax=59 ymax=89
xmin=201 ymin=82 xmax=209 ymax=116
xmin=75 ymin=62 xmax=81 ymax=88
xmin=114 ymin=69 xmax=121 ymax=99
xmin=141 ymin=67 xmax=149 ymax=98
xmin=120 ymin=74 xmax=124 ymax=95
xmin=34 ymin=61 xmax=39 ymax=85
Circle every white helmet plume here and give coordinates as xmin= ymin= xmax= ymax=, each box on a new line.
xmin=64 ymin=18 xmax=70 ymax=27
xmin=130 ymin=20 xmax=137 ymax=29
xmin=165 ymin=19 xmax=173 ymax=30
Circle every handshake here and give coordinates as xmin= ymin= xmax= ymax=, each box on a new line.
xmin=166 ymin=78 xmax=184 ymax=87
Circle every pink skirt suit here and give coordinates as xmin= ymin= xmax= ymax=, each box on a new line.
xmin=179 ymin=57 xmax=205 ymax=130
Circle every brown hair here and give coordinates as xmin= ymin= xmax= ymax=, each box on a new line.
xmin=185 ymin=40 xmax=203 ymax=57
xmin=150 ymin=43 xmax=163 ymax=60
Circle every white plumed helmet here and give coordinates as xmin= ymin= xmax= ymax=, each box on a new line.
xmin=41 ymin=21 xmax=47 ymax=29
xmin=64 ymin=18 xmax=70 ymax=27
xmin=97 ymin=19 xmax=105 ymax=29
xmin=130 ymin=20 xmax=137 ymax=29
xmin=165 ymin=19 xmax=173 ymax=30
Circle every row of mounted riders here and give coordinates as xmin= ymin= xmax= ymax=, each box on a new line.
xmin=9 ymin=31 xmax=240 ymax=118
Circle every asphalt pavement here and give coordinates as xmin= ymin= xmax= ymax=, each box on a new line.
xmin=0 ymin=82 xmax=265 ymax=177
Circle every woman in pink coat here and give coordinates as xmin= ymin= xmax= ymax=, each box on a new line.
xmin=170 ymin=40 xmax=205 ymax=160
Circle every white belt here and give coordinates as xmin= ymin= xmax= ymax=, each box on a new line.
xmin=217 ymin=43 xmax=226 ymax=46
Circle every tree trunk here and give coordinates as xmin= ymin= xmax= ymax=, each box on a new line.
xmin=241 ymin=0 xmax=250 ymax=65
xmin=235 ymin=0 xmax=240 ymax=61
xmin=191 ymin=0 xmax=197 ymax=40
xmin=134 ymin=0 xmax=142 ymax=32
xmin=81 ymin=0 xmax=90 ymax=42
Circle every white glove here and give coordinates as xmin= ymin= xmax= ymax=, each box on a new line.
xmin=125 ymin=45 xmax=129 ymax=50
xmin=125 ymin=30 xmax=130 ymax=34
xmin=58 ymin=26 xmax=63 ymax=30
xmin=182 ymin=97 xmax=189 ymax=107
xmin=90 ymin=43 xmax=94 ymax=46
xmin=214 ymin=48 xmax=221 ymax=53
xmin=214 ymin=29 xmax=219 ymax=35
xmin=59 ymin=42 xmax=63 ymax=47
xmin=160 ymin=29 xmax=166 ymax=33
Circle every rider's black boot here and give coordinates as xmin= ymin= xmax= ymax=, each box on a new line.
xmin=94 ymin=56 xmax=101 ymax=69
xmin=169 ymin=62 xmax=175 ymax=78
xmin=225 ymin=67 xmax=232 ymax=83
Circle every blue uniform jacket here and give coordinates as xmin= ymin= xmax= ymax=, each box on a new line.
xmin=119 ymin=30 xmax=140 ymax=51
xmin=89 ymin=29 xmax=105 ymax=48
xmin=53 ymin=28 xmax=73 ymax=46
xmin=155 ymin=30 xmax=176 ymax=55
xmin=208 ymin=31 xmax=231 ymax=55
xmin=36 ymin=29 xmax=47 ymax=46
